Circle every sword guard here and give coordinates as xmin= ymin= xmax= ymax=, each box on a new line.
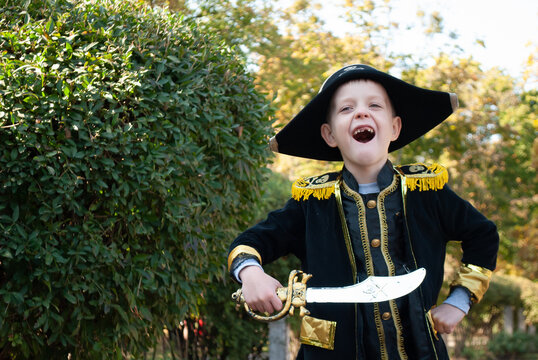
xmin=231 ymin=270 xmax=312 ymax=323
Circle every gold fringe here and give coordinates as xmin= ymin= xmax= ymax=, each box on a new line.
xmin=398 ymin=163 xmax=449 ymax=192
xmin=291 ymin=176 xmax=336 ymax=201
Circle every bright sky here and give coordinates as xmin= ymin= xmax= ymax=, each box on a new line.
xmin=324 ymin=0 xmax=538 ymax=81
xmin=393 ymin=0 xmax=537 ymax=76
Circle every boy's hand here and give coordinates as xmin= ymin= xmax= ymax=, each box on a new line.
xmin=430 ymin=303 xmax=466 ymax=334
xmin=239 ymin=266 xmax=283 ymax=314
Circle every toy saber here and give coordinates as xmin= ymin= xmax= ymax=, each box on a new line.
xmin=232 ymin=268 xmax=426 ymax=322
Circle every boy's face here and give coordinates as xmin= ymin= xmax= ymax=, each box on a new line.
xmin=320 ymin=80 xmax=401 ymax=172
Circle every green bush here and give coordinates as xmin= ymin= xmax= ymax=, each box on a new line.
xmin=461 ymin=346 xmax=489 ymax=360
xmin=0 ymin=0 xmax=273 ymax=358
xmin=488 ymin=331 xmax=538 ymax=360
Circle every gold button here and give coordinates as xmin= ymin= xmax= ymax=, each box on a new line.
xmin=382 ymin=312 xmax=391 ymax=320
xmin=371 ymin=239 xmax=381 ymax=248
xmin=367 ymin=200 xmax=376 ymax=209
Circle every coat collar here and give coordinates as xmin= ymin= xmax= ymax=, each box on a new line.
xmin=342 ymin=160 xmax=395 ymax=193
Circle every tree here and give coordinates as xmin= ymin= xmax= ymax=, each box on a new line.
xmin=0 ymin=0 xmax=273 ymax=357
xmin=398 ymin=57 xmax=537 ymax=277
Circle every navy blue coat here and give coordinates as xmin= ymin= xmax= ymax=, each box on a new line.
xmin=229 ymin=166 xmax=498 ymax=360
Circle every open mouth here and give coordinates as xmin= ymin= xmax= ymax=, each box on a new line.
xmin=353 ymin=126 xmax=375 ymax=143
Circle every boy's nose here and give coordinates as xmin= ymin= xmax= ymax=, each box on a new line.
xmin=354 ymin=109 xmax=370 ymax=119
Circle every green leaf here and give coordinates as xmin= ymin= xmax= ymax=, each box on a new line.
xmin=45 ymin=18 xmax=54 ymax=34
xmin=138 ymin=306 xmax=152 ymax=321
xmin=45 ymin=253 xmax=53 ymax=266
xmin=111 ymin=304 xmax=128 ymax=323
xmin=1 ymin=249 xmax=13 ymax=259
xmin=64 ymin=292 xmax=77 ymax=304
xmin=12 ymin=204 xmax=19 ymax=222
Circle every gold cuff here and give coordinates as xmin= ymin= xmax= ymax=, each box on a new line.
xmin=227 ymin=245 xmax=262 ymax=272
xmin=450 ymin=264 xmax=493 ymax=303
xmin=300 ymin=315 xmax=336 ymax=350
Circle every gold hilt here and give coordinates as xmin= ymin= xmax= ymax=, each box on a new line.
xmin=231 ymin=270 xmax=313 ymax=322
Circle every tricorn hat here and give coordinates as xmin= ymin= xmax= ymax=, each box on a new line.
xmin=269 ymin=64 xmax=458 ymax=161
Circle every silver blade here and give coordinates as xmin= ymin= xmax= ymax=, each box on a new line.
xmin=305 ymin=268 xmax=426 ymax=303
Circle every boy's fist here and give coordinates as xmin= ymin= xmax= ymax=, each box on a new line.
xmin=430 ymin=303 xmax=466 ymax=334
xmin=239 ymin=266 xmax=283 ymax=314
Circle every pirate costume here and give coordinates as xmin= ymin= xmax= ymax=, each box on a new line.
xmin=228 ymin=65 xmax=499 ymax=360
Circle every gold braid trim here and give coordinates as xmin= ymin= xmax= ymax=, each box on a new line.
xmin=227 ymin=245 xmax=262 ymax=272
xmin=377 ymin=175 xmax=408 ymax=359
xmin=450 ymin=264 xmax=493 ymax=303
xmin=377 ymin=174 xmax=400 ymax=277
xmin=292 ymin=174 xmax=337 ymax=201
xmin=373 ymin=302 xmax=387 ymax=360
xmin=341 ymin=182 xmax=388 ymax=358
xmin=335 ymin=181 xmax=357 ymax=282
xmin=395 ymin=163 xmax=449 ymax=192
xmin=341 ymin=182 xmax=373 ymax=276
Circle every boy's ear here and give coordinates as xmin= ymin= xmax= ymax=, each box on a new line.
xmin=320 ymin=123 xmax=338 ymax=148
xmin=391 ymin=116 xmax=402 ymax=141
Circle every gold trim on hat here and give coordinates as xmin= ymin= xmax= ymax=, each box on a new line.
xmin=269 ymin=136 xmax=279 ymax=153
xmin=449 ymin=93 xmax=459 ymax=112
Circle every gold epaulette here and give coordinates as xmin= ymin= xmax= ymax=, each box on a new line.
xmin=395 ymin=163 xmax=448 ymax=192
xmin=291 ymin=172 xmax=340 ymax=201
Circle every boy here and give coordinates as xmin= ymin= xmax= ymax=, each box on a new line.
xmin=228 ymin=65 xmax=499 ymax=359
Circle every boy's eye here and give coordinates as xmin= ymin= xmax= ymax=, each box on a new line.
xmin=340 ymin=106 xmax=353 ymax=112
xmin=370 ymin=103 xmax=382 ymax=108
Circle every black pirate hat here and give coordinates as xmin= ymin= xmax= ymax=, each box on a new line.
xmin=269 ymin=64 xmax=458 ymax=161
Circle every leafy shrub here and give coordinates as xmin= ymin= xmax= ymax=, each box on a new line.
xmin=488 ymin=331 xmax=538 ymax=360
xmin=0 ymin=0 xmax=273 ymax=358
xmin=460 ymin=346 xmax=489 ymax=360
